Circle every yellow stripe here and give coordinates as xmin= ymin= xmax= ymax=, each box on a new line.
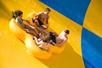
xmin=84 ymin=0 xmax=102 ymax=37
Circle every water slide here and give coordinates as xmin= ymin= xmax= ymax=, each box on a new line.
xmin=0 ymin=0 xmax=102 ymax=68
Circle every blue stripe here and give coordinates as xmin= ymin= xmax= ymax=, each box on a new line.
xmin=40 ymin=0 xmax=90 ymax=25
xmin=82 ymin=28 xmax=102 ymax=68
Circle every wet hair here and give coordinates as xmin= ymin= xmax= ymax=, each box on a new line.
xmin=49 ymin=32 xmax=56 ymax=43
xmin=45 ymin=8 xmax=51 ymax=12
xmin=65 ymin=30 xmax=70 ymax=34
xmin=12 ymin=10 xmax=23 ymax=19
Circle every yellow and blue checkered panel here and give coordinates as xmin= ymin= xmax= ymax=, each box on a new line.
xmin=40 ymin=0 xmax=102 ymax=68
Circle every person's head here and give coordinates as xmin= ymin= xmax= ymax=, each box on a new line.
xmin=64 ymin=30 xmax=70 ymax=35
xmin=49 ymin=32 xmax=56 ymax=43
xmin=44 ymin=8 xmax=51 ymax=14
xmin=49 ymin=32 xmax=55 ymax=36
xmin=12 ymin=10 xmax=23 ymax=19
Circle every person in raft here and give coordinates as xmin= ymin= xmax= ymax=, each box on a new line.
xmin=12 ymin=10 xmax=39 ymax=37
xmin=33 ymin=32 xmax=56 ymax=51
xmin=55 ymin=30 xmax=70 ymax=47
xmin=33 ymin=30 xmax=69 ymax=51
xmin=33 ymin=35 xmax=51 ymax=51
xmin=32 ymin=8 xmax=51 ymax=35
xmin=44 ymin=30 xmax=70 ymax=47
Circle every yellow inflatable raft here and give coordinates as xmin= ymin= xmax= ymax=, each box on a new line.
xmin=9 ymin=18 xmax=52 ymax=59
xmin=50 ymin=45 xmax=65 ymax=54
xmin=9 ymin=12 xmax=66 ymax=60
xmin=24 ymin=34 xmax=52 ymax=59
xmin=9 ymin=18 xmax=26 ymax=41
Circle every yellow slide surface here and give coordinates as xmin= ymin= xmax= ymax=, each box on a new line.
xmin=0 ymin=0 xmax=90 ymax=68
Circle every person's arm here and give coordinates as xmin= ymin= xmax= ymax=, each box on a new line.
xmin=23 ymin=19 xmax=36 ymax=30
xmin=61 ymin=39 xmax=67 ymax=44
xmin=32 ymin=17 xmax=40 ymax=26
xmin=43 ymin=16 xmax=49 ymax=28
xmin=57 ymin=38 xmax=67 ymax=47
xmin=15 ymin=22 xmax=25 ymax=30
xmin=23 ymin=19 xmax=30 ymax=26
xmin=15 ymin=18 xmax=26 ymax=30
xmin=41 ymin=18 xmax=49 ymax=29
xmin=43 ymin=18 xmax=48 ymax=24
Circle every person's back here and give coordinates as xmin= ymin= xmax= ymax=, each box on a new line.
xmin=38 ymin=13 xmax=49 ymax=23
xmin=35 ymin=8 xmax=51 ymax=28
xmin=56 ymin=30 xmax=69 ymax=46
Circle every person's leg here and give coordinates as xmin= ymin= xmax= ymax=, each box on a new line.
xmin=26 ymin=29 xmax=38 ymax=37
xmin=37 ymin=27 xmax=49 ymax=34
xmin=25 ymin=25 xmax=39 ymax=37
